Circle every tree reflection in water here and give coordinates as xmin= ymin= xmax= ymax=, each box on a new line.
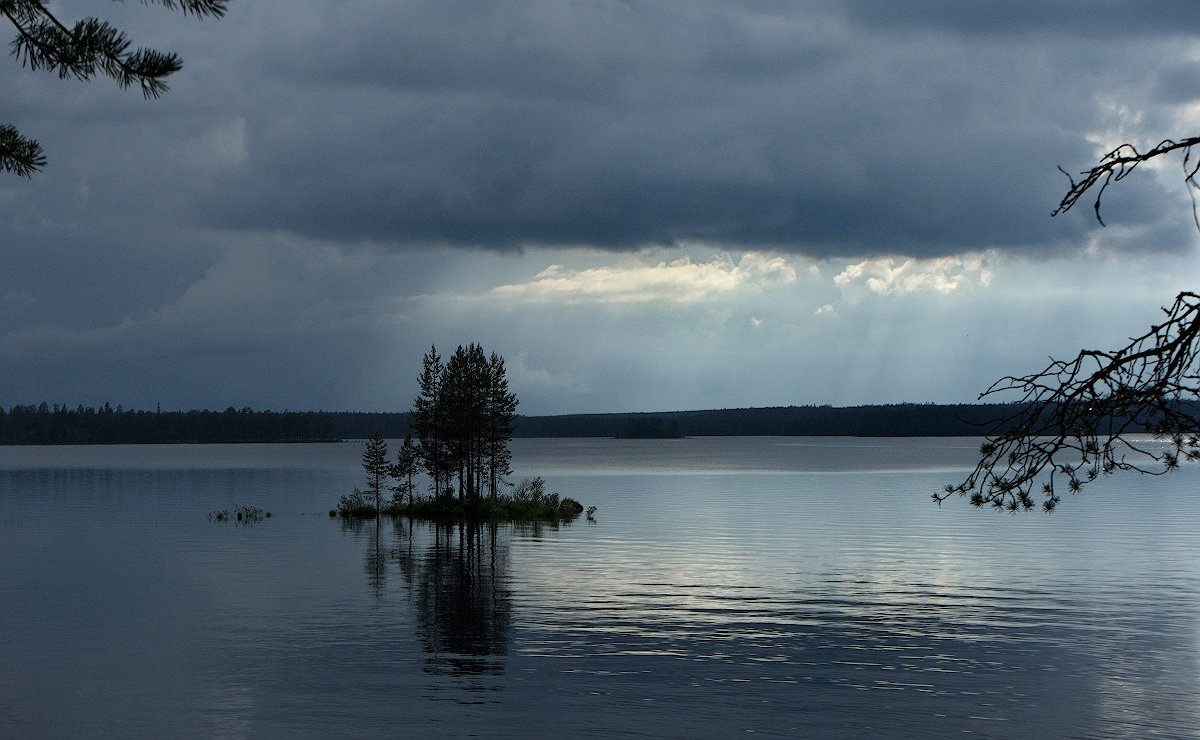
xmin=343 ymin=518 xmax=512 ymax=677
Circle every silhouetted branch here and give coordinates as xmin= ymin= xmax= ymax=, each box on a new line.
xmin=940 ymin=291 xmax=1200 ymax=511
xmin=1053 ymin=137 xmax=1200 ymax=227
xmin=945 ymin=133 xmax=1200 ymax=512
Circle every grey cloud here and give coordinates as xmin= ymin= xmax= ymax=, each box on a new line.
xmin=1152 ymin=59 xmax=1200 ymax=104
xmin=838 ymin=1 xmax=1200 ymax=37
xmin=2 ymin=0 xmax=1200 ymax=277
xmin=6 ymin=1 xmax=1194 ymax=260
xmin=158 ymin=0 xmax=1187 ymax=257
xmin=255 ymin=2 xmax=839 ymax=95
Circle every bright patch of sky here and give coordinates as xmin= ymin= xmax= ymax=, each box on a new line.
xmin=491 ymin=252 xmax=797 ymax=305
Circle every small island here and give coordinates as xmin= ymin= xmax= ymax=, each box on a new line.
xmin=333 ymin=343 xmax=590 ymax=524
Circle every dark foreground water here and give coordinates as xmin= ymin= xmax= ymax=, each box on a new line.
xmin=1 ymin=437 xmax=1198 ymax=738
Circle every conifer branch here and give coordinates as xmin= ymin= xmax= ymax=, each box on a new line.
xmin=1 ymin=0 xmax=228 ymax=174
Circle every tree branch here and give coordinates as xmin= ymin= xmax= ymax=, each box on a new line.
xmin=940 ymin=292 xmax=1200 ymax=511
xmin=1 ymin=0 xmax=228 ymax=174
xmin=1053 ymin=137 xmax=1200 ymax=226
xmin=0 ymin=122 xmax=44 ymax=176
xmin=947 ymin=131 xmax=1200 ymax=512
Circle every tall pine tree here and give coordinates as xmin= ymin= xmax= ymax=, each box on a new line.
xmin=486 ymin=351 xmax=518 ymax=498
xmin=391 ymin=433 xmax=420 ymax=506
xmin=361 ymin=431 xmax=389 ymax=515
xmin=442 ymin=343 xmax=489 ymax=501
xmin=410 ymin=346 xmax=449 ymax=500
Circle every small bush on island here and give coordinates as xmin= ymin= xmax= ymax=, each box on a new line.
xmin=335 ymin=488 xmax=378 ymax=519
xmin=335 ymin=477 xmax=586 ymax=523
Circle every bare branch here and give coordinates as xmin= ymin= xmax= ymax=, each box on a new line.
xmin=1052 ymin=137 xmax=1200 ymax=225
xmin=948 ymin=132 xmax=1200 ymax=512
xmin=940 ymin=291 xmax=1200 ymax=512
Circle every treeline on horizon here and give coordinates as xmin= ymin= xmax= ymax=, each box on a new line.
xmin=0 ymin=400 xmax=1138 ymax=445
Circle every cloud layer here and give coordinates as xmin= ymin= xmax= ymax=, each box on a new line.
xmin=7 ymin=1 xmax=1200 ymax=259
xmin=1 ymin=1 xmax=1199 ymax=413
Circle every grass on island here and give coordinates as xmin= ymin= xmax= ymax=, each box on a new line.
xmin=331 ymin=476 xmax=586 ymax=523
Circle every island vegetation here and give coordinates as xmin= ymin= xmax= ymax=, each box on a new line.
xmin=333 ymin=344 xmax=587 ymax=523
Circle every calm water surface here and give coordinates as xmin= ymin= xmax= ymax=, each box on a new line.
xmin=1 ymin=437 xmax=1198 ymax=738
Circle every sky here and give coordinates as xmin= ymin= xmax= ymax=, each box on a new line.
xmin=2 ymin=0 xmax=1200 ymax=415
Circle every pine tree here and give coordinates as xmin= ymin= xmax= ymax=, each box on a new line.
xmin=408 ymin=342 xmax=519 ymax=503
xmin=486 ymin=351 xmax=518 ymax=498
xmin=410 ymin=346 xmax=449 ymax=500
xmin=390 ymin=433 xmax=420 ymax=506
xmin=361 ymin=431 xmax=389 ymax=515
xmin=442 ymin=343 xmax=491 ymax=501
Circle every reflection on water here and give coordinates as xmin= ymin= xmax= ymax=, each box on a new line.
xmin=346 ymin=518 xmax=512 ymax=677
xmin=1 ymin=439 xmax=1199 ymax=737
xmin=413 ymin=522 xmax=510 ymax=677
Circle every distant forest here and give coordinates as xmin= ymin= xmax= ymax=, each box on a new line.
xmin=0 ymin=401 xmax=1065 ymax=445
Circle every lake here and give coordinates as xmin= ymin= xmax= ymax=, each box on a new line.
xmin=1 ymin=437 xmax=1198 ymax=738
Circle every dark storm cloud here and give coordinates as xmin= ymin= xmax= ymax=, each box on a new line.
xmin=840 ymin=1 xmax=1200 ymax=37
xmin=5 ymin=0 xmax=1198 ymax=260
xmin=178 ymin=0 xmax=1198 ymax=257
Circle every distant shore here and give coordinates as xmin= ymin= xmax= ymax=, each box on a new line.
xmin=0 ymin=400 xmax=1179 ymax=444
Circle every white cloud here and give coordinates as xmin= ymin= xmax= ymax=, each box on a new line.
xmin=490 ymin=251 xmax=798 ymax=305
xmin=833 ymin=254 xmax=993 ymax=299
